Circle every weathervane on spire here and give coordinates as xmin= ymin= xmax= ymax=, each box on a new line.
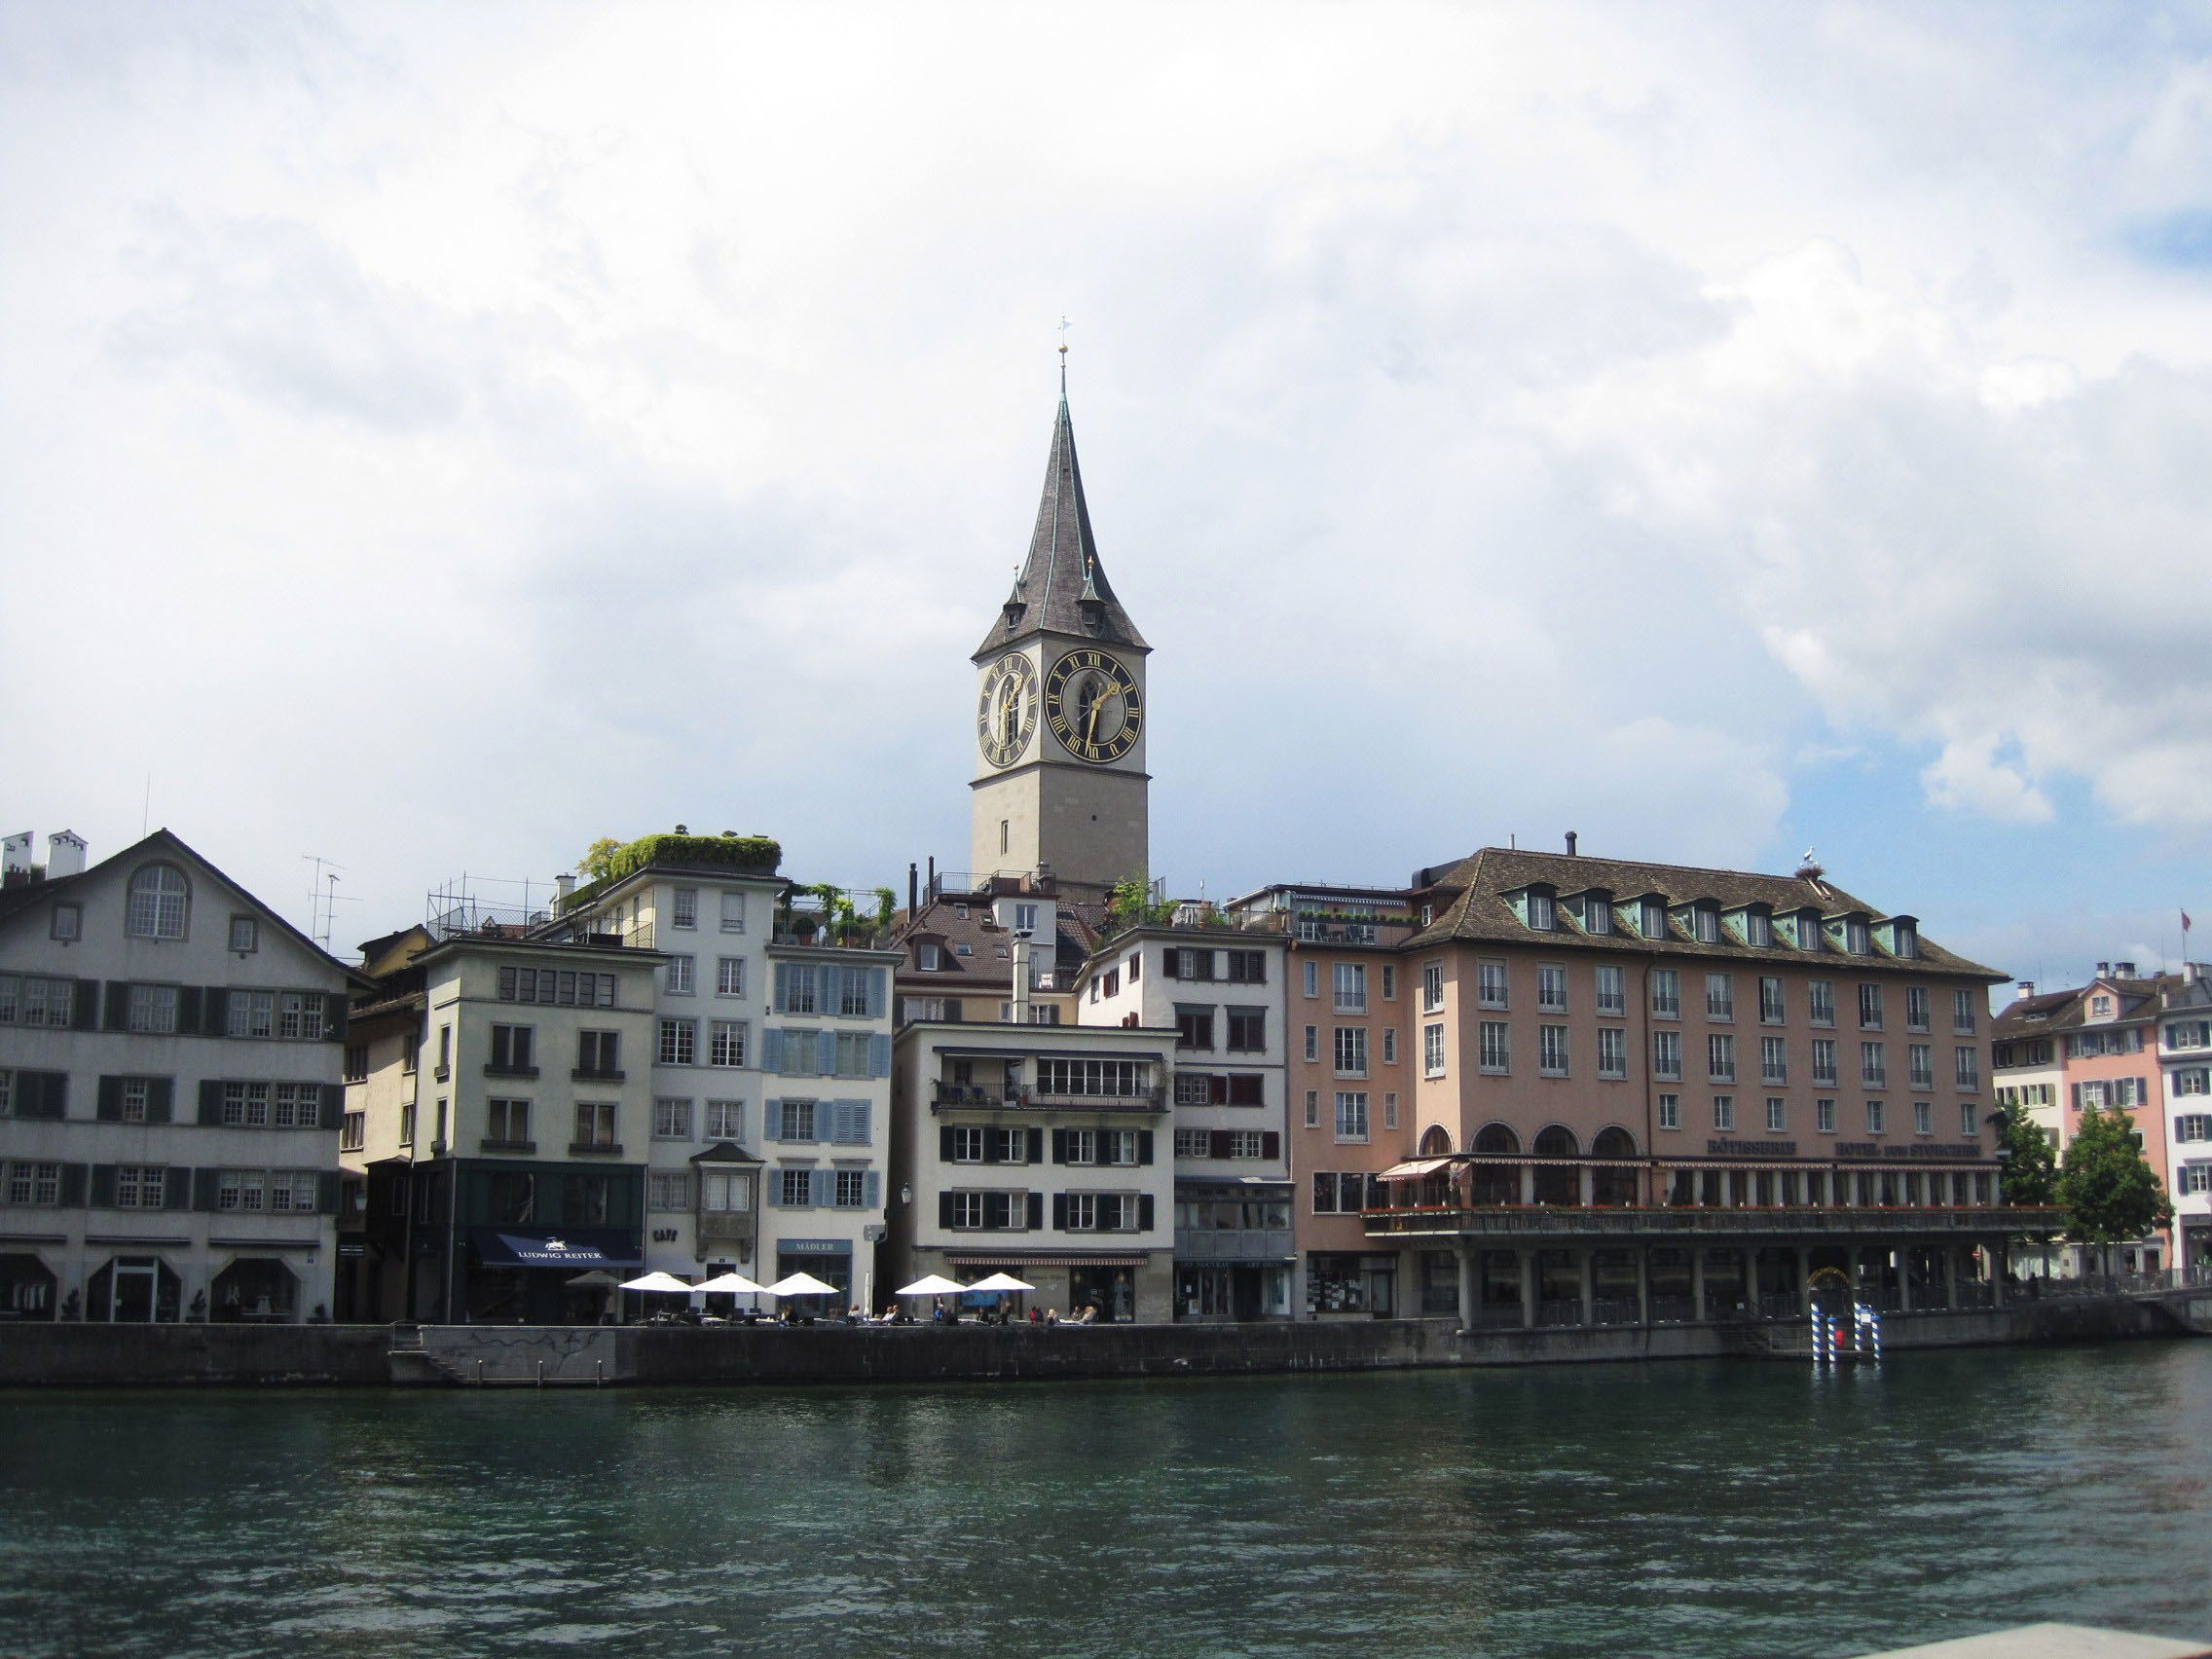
xmin=1058 ymin=315 xmax=1071 ymax=392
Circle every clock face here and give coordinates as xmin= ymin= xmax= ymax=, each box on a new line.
xmin=977 ymin=651 xmax=1039 ymax=768
xmin=1044 ymin=648 xmax=1142 ymax=764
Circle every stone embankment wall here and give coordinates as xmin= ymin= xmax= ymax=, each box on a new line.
xmin=0 ymin=1297 xmax=2194 ymax=1387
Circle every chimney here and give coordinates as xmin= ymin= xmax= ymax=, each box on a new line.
xmin=2096 ymin=962 xmax=2110 ymax=978
xmin=908 ymin=862 xmax=919 ymax=918
xmin=2115 ymin=961 xmax=2137 ymax=978
xmin=1565 ymin=830 xmax=1578 ymax=857
xmin=555 ymin=872 xmax=575 ymax=902
xmin=46 ymin=830 xmax=87 ymax=878
xmin=2014 ymin=981 xmax=2036 ymax=1001
xmin=1011 ymin=933 xmax=1033 ymax=1025
xmin=2 ymin=831 xmax=31 ymax=880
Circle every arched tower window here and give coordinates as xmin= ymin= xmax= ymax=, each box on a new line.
xmin=1419 ymin=1124 xmax=1453 ymax=1157
xmin=126 ymin=864 xmax=190 ymax=940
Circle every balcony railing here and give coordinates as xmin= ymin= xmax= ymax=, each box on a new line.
xmin=930 ymin=1082 xmax=1164 ymax=1114
xmin=1360 ymin=1203 xmax=2065 ymax=1239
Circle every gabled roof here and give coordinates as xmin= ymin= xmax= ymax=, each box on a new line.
xmin=973 ymin=391 xmax=1147 ymax=657
xmin=1407 ymin=846 xmax=2005 ymax=979
xmin=0 ymin=828 xmax=373 ymax=987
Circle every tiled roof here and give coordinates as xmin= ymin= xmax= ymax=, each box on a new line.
xmin=1408 ymin=846 xmax=2006 ymax=979
xmin=1996 ymin=972 xmax=2209 ymax=1034
xmin=891 ymin=892 xmax=1105 ymax=994
xmin=972 ymin=393 xmax=1146 ymax=657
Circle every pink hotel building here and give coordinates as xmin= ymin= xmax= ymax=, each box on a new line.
xmin=1227 ymin=844 xmax=2043 ymax=1325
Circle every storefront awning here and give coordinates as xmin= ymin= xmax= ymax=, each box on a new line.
xmin=472 ymin=1228 xmax=642 ymax=1271
xmin=944 ymin=1253 xmax=1150 ymax=1269
xmin=1377 ymin=1159 xmax=1456 ymax=1181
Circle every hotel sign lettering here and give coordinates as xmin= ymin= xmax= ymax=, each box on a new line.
xmin=1707 ymin=1139 xmax=1797 ymax=1158
xmin=1836 ymin=1141 xmax=1985 ymax=1161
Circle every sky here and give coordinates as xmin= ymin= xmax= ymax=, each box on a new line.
xmin=5 ymin=2 xmax=2212 ymax=990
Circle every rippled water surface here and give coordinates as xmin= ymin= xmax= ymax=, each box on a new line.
xmin=6 ymin=1343 xmax=2212 ymax=1657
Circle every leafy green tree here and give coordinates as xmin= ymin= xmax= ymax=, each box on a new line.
xmin=1994 ymin=1102 xmax=2062 ymax=1275
xmin=578 ymin=837 xmax=622 ymax=881
xmin=1104 ymin=873 xmax=1174 ymax=932
xmin=2058 ymin=1105 xmax=2173 ymax=1276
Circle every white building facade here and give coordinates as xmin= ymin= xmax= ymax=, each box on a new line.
xmin=0 ymin=830 xmax=358 ymax=1323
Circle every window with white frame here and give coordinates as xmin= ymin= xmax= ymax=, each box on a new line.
xmin=115 ymin=1165 xmax=166 ymax=1208
xmin=1478 ymin=961 xmax=1509 ymax=1009
xmin=1597 ymin=1027 xmax=1626 ymax=1079
xmin=2176 ymin=1070 xmax=2211 ymax=1098
xmin=1538 ymin=965 xmax=1567 ymax=1013
xmin=648 ymin=1173 xmax=690 ymax=1210
xmin=717 ymin=957 xmax=745 ymax=997
xmin=1808 ymin=980 xmax=1835 ymax=1027
xmin=1816 ymin=1098 xmax=1836 ymax=1133
xmin=658 ymin=1019 xmax=696 ymax=1065
xmin=1866 ymin=1099 xmax=1886 ymax=1135
xmin=671 ymin=888 xmax=698 ymax=930
xmin=949 ymin=1125 xmax=985 ymax=1162
xmin=1335 ymin=1091 xmax=1369 ymax=1141
xmin=1381 ymin=1028 xmax=1397 ymax=1065
xmin=2182 ymin=1165 xmax=2212 ymax=1196
xmin=1334 ymin=1027 xmax=1368 ymax=1077
xmin=1480 ymin=1021 xmax=1510 ymax=1073
xmin=1693 ymin=907 xmax=1719 ymax=944
xmin=1174 ymin=1127 xmax=1208 ymax=1158
xmin=1708 ymin=1034 xmax=1735 ymax=1083
xmin=1423 ymin=1023 xmax=1446 ymax=1077
xmin=486 ymin=1098 xmax=530 ymax=1144
xmin=1641 ymin=899 xmax=1667 ymax=939
xmin=1961 ymin=1102 xmax=1979 ymax=1137
xmin=1706 ymin=974 xmax=1734 ymax=1020
xmin=710 ymin=1020 xmax=748 ymax=1068
xmin=1305 ymin=1089 xmax=1319 ymax=1128
xmin=1657 ymin=1093 xmax=1679 ymax=1130
xmin=1914 ymin=1100 xmax=1934 ymax=1135
xmin=1862 ymin=1042 xmax=1886 ymax=1087
xmin=574 ymin=1101 xmax=617 ymax=1149
xmin=1334 ymin=963 xmax=1368 ymax=1014
xmin=1652 ymin=1030 xmax=1681 ymax=1081
xmin=1758 ymin=977 xmax=1785 ymax=1024
xmin=2176 ymin=1114 xmax=2212 ymax=1142
xmin=1538 ymin=1025 xmax=1569 ymax=1077
xmin=1905 ymin=986 xmax=1931 ymax=1032
xmin=1812 ymin=1038 xmax=1838 ymax=1086
xmin=1955 ymin=1048 xmax=1980 ymax=1089
xmin=1303 ymin=960 xmax=1319 ymax=998
xmin=227 ymin=915 xmax=257 ymax=953
xmin=1765 ymin=1097 xmax=1787 ymax=1133
xmin=1584 ymin=896 xmax=1613 ymax=936
xmin=1596 ymin=964 xmax=1625 ymax=1016
xmin=1421 ymin=963 xmax=1443 ymax=1013
xmin=2168 ymin=1021 xmax=2212 ymax=1051
xmin=1761 ymin=1036 xmax=1788 ymax=1085
xmin=1650 ymin=969 xmax=1679 ymax=1019
xmin=1103 ymin=1128 xmax=1139 ymax=1166
xmin=1908 ymin=1044 xmax=1934 ymax=1088
xmin=1712 ymin=1095 xmax=1734 ymax=1131
xmin=720 ymin=892 xmax=746 ymax=933
xmin=704 ymin=1099 xmax=744 ymax=1140
xmin=1527 ymin=892 xmax=1556 ymax=930
xmin=1382 ymin=965 xmax=1397 ymax=1000
xmin=128 ymin=984 xmax=178 ymax=1034
xmin=1953 ymin=990 xmax=1977 ymax=1034
xmin=666 ymin=955 xmax=695 ymax=995
xmin=1303 ymin=1024 xmax=1318 ymax=1062
xmin=1858 ymin=982 xmax=1883 ymax=1029
xmin=654 ymin=1098 xmax=692 ymax=1139
xmin=1743 ymin=910 xmax=1772 ymax=947
xmin=126 ymin=865 xmax=190 ymax=939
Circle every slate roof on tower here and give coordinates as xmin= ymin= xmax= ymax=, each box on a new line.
xmin=974 ymin=392 xmax=1148 ymax=656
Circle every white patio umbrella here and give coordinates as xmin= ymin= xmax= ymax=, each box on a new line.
xmin=694 ymin=1271 xmax=769 ymax=1295
xmin=619 ymin=1272 xmax=694 ymax=1293
xmin=896 ymin=1274 xmax=968 ymax=1296
xmin=765 ymin=1272 xmax=840 ymax=1298
xmin=966 ymin=1272 xmax=1034 ymax=1293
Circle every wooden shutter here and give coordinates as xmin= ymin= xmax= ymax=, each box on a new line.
xmin=981 ymin=1127 xmax=1001 ymax=1164
xmin=198 ymin=1080 xmax=225 ymax=1125
xmin=1026 ymin=1127 xmax=1044 ymax=1163
xmin=90 ymin=1165 xmax=117 ymax=1207
xmin=816 ymin=1031 xmax=836 ymax=1076
xmin=96 ymin=1077 xmax=124 ymax=1122
xmin=1137 ymin=1130 xmax=1154 ymax=1165
xmin=870 ymin=1033 xmax=891 ymax=1078
xmin=177 ymin=986 xmax=203 ymax=1032
xmin=1025 ymin=1192 xmax=1043 ymax=1231
xmin=764 ymin=1099 xmax=784 ymax=1141
xmin=939 ymin=1192 xmax=955 ymax=1229
xmin=322 ymin=1084 xmax=345 ymax=1129
xmin=944 ymin=999 xmax=962 ymax=1023
xmin=939 ymin=1124 xmax=957 ymax=1161
xmin=1051 ymin=1192 xmax=1068 ymax=1231
xmin=104 ymin=981 xmax=131 ymax=1030
xmin=58 ymin=1164 xmax=87 ymax=1207
xmin=1051 ymin=1128 xmax=1068 ymax=1164
xmin=1262 ymin=1131 xmax=1280 ymax=1161
xmin=773 ymin=963 xmax=792 ymax=1012
xmin=316 ymin=1172 xmax=341 ymax=1213
xmin=27 ymin=1072 xmax=67 ymax=1119
xmin=1209 ymin=1129 xmax=1231 ymax=1160
xmin=849 ymin=1101 xmax=871 ymax=1144
xmin=147 ymin=1078 xmax=174 ymax=1124
xmin=165 ymin=1167 xmax=192 ymax=1210
xmin=193 ymin=1168 xmax=221 ymax=1211
xmin=1138 ymin=1194 xmax=1155 ymax=1231
xmin=324 ymin=993 xmax=347 ymax=1041
xmin=809 ymin=1169 xmax=832 ymax=1207
xmin=202 ymin=987 xmax=230 ymax=1036
xmin=866 ymin=970 xmax=887 ymax=1019
xmin=762 ymin=1028 xmax=784 ymax=1073
xmin=1209 ymin=1075 xmax=1230 ymax=1105
xmin=72 ymin=979 xmax=98 ymax=1030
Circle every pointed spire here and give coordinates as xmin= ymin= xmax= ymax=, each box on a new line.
xmin=975 ymin=380 xmax=1147 ymax=656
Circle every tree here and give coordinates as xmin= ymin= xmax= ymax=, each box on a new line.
xmin=1104 ymin=873 xmax=1174 ymax=932
xmin=1993 ymin=1103 xmax=2062 ymax=1275
xmin=2057 ymin=1105 xmax=2173 ymax=1277
xmin=577 ymin=837 xmax=622 ymax=881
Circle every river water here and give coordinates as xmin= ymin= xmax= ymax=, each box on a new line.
xmin=4 ymin=1341 xmax=2210 ymax=1658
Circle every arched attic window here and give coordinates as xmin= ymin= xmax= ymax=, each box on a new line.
xmin=126 ymin=864 xmax=190 ymax=940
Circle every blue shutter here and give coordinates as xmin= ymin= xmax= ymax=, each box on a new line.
xmin=850 ymin=1101 xmax=871 ymax=1145
xmin=764 ymin=1099 xmax=784 ymax=1141
xmin=870 ymin=1032 xmax=891 ymax=1078
xmin=816 ymin=1030 xmax=836 ymax=1077
xmin=810 ymin=1168 xmax=832 ymax=1207
xmin=765 ymin=1169 xmax=785 ymax=1208
xmin=866 ymin=969 xmax=886 ymax=1019
xmin=773 ymin=963 xmax=791 ymax=1013
xmin=762 ymin=1029 xmax=784 ymax=1073
xmin=864 ymin=1170 xmax=881 ymax=1209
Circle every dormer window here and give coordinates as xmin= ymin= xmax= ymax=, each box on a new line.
xmin=1843 ymin=917 xmax=1869 ymax=954
xmin=1682 ymin=904 xmax=1717 ymax=944
xmin=2091 ymin=994 xmax=2113 ymax=1017
xmin=1889 ymin=919 xmax=1918 ymax=959
xmin=1080 ymin=600 xmax=1105 ymax=636
xmin=1580 ymin=894 xmax=1613 ymax=936
xmin=1741 ymin=909 xmax=1772 ymax=948
xmin=1795 ymin=907 xmax=1825 ymax=949
xmin=1526 ymin=891 xmax=1556 ymax=931
xmin=918 ymin=943 xmax=943 ymax=971
xmin=1641 ymin=899 xmax=1666 ymax=940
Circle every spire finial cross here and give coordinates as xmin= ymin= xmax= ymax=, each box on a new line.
xmin=1057 ymin=315 xmax=1071 ymax=394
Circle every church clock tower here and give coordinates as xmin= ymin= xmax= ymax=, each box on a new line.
xmin=970 ymin=383 xmax=1150 ymax=901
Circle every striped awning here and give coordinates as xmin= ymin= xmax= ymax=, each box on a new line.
xmin=943 ymin=1253 xmax=1150 ymax=1269
xmin=1377 ymin=1159 xmax=1456 ymax=1181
